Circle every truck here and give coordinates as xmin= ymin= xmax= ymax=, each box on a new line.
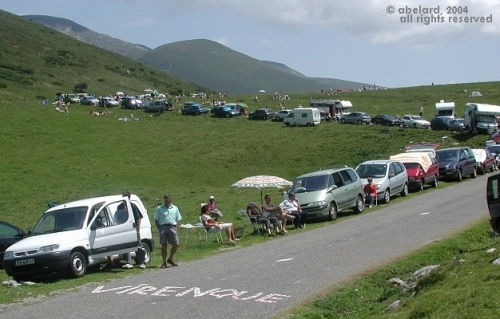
xmin=464 ymin=103 xmax=500 ymax=134
xmin=309 ymin=100 xmax=352 ymax=119
xmin=284 ymin=107 xmax=321 ymax=126
xmin=390 ymin=152 xmax=439 ymax=191
xmin=435 ymin=100 xmax=455 ymax=118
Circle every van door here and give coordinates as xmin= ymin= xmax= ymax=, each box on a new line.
xmin=486 ymin=173 xmax=500 ymax=233
xmin=87 ymin=199 xmax=137 ymax=258
xmin=331 ymin=172 xmax=349 ymax=209
xmin=389 ymin=162 xmax=405 ymax=193
xmin=338 ymin=170 xmax=357 ymax=208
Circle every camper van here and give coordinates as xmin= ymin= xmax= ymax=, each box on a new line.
xmin=464 ymin=103 xmax=500 ymax=134
xmin=435 ymin=100 xmax=455 ymax=118
xmin=309 ymin=100 xmax=353 ymax=118
xmin=284 ymin=107 xmax=321 ymax=126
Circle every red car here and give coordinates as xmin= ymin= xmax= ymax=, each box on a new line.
xmin=472 ymin=149 xmax=496 ymax=174
xmin=390 ymin=152 xmax=439 ymax=191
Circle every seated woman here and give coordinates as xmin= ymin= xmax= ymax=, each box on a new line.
xmin=200 ymin=204 xmax=236 ymax=243
xmin=246 ymin=202 xmax=283 ymax=236
xmin=262 ymin=194 xmax=292 ymax=233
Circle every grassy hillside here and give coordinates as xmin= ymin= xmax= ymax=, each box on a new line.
xmin=0 ymin=10 xmax=204 ymax=104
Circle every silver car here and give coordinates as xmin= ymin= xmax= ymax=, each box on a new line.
xmin=356 ymin=159 xmax=409 ymax=203
xmin=285 ymin=166 xmax=365 ymax=221
xmin=341 ymin=112 xmax=372 ymax=124
xmin=448 ymin=118 xmax=465 ymax=131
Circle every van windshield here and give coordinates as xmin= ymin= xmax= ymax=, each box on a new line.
xmin=356 ymin=164 xmax=387 ymax=178
xmin=32 ymin=207 xmax=87 ymax=235
xmin=290 ymin=175 xmax=332 ymax=193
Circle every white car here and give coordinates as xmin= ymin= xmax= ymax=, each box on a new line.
xmin=400 ymin=114 xmax=431 ymax=129
xmin=274 ymin=109 xmax=293 ymax=121
xmin=3 ymin=194 xmax=153 ymax=281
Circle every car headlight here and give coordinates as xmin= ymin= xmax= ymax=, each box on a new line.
xmin=376 ymin=184 xmax=382 ymax=190
xmin=4 ymin=251 xmax=14 ymax=259
xmin=308 ymin=200 xmax=327 ymax=207
xmin=38 ymin=244 xmax=60 ymax=253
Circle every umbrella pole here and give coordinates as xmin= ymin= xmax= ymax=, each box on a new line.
xmin=260 ymin=189 xmax=263 ymax=205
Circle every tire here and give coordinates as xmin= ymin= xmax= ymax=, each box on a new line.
xmin=491 ymin=164 xmax=496 ymax=173
xmin=182 ymin=111 xmax=186 ymax=115
xmin=134 ymin=243 xmax=152 ymax=264
xmin=471 ymin=167 xmax=477 ymax=178
xmin=413 ymin=123 xmax=417 ymax=128
xmin=263 ymin=116 xmax=267 ymax=120
xmin=285 ymin=122 xmax=290 ymax=127
xmin=385 ymin=122 xmax=390 ymax=126
xmin=157 ymin=108 xmax=162 ymax=112
xmin=418 ymin=181 xmax=424 ymax=192
xmin=341 ymin=118 xmax=346 ymax=123
xmin=456 ymin=170 xmax=463 ymax=181
xmin=327 ymin=203 xmax=337 ymax=221
xmin=13 ymin=275 xmax=33 ymax=282
xmin=196 ymin=112 xmax=200 ymax=115
xmin=353 ymin=195 xmax=364 ymax=214
xmin=401 ymin=183 xmax=408 ymax=196
xmin=306 ymin=123 xmax=311 ymax=127
xmin=68 ymin=251 xmax=87 ymax=278
xmin=481 ymin=166 xmax=486 ymax=175
xmin=383 ymin=189 xmax=391 ymax=203
xmin=431 ymin=176 xmax=438 ymax=187
xmin=357 ymin=120 xmax=362 ymax=124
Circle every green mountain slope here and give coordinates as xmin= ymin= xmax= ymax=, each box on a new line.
xmin=24 ymin=15 xmax=369 ymax=94
xmin=0 ymin=10 xmax=202 ymax=103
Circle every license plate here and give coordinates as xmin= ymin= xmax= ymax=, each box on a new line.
xmin=15 ymin=258 xmax=35 ymax=266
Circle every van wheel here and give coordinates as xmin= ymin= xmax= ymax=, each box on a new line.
xmin=68 ymin=252 xmax=87 ymax=278
xmin=357 ymin=120 xmax=362 ymax=124
xmin=431 ymin=176 xmax=438 ymax=187
xmin=306 ymin=123 xmax=311 ymax=127
xmin=285 ymin=122 xmax=290 ymax=126
xmin=383 ymin=189 xmax=391 ymax=203
xmin=471 ymin=167 xmax=477 ymax=178
xmin=456 ymin=170 xmax=463 ymax=181
xmin=327 ymin=204 xmax=337 ymax=221
xmin=135 ymin=243 xmax=152 ymax=264
xmin=354 ymin=195 xmax=364 ymax=214
xmin=341 ymin=118 xmax=346 ymax=123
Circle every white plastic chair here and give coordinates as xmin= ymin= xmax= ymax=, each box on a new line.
xmin=199 ymin=216 xmax=223 ymax=242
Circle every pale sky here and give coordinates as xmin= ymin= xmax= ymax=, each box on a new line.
xmin=1 ymin=0 xmax=499 ymax=88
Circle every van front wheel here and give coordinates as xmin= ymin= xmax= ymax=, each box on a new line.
xmin=353 ymin=195 xmax=364 ymax=214
xmin=327 ymin=204 xmax=337 ymax=221
xmin=68 ymin=252 xmax=87 ymax=278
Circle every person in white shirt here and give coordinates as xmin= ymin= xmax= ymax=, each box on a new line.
xmin=279 ymin=192 xmax=308 ymax=229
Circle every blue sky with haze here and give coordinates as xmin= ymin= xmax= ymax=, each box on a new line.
xmin=1 ymin=0 xmax=499 ymax=88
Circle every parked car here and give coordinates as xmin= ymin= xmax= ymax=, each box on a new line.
xmin=355 ymin=159 xmax=409 ymax=203
xmin=121 ymin=97 xmax=144 ymax=109
xmin=340 ymin=112 xmax=371 ymax=124
xmin=472 ymin=148 xmax=496 ymax=174
xmin=390 ymin=152 xmax=439 ymax=191
xmin=275 ymin=109 xmax=293 ymax=121
xmin=448 ymin=118 xmax=465 ymax=131
xmin=101 ymin=97 xmax=119 ymax=108
xmin=371 ymin=114 xmax=401 ymax=126
xmin=3 ymin=194 xmax=154 ymax=281
xmin=80 ymin=96 xmax=99 ymax=106
xmin=486 ymin=174 xmax=500 ymax=233
xmin=248 ymin=108 xmax=274 ymax=120
xmin=181 ymin=102 xmax=210 ymax=115
xmin=400 ymin=115 xmax=431 ymax=129
xmin=143 ymin=99 xmax=173 ymax=112
xmin=436 ymin=147 xmax=477 ymax=181
xmin=63 ymin=94 xmax=80 ymax=104
xmin=0 ymin=221 xmax=27 ymax=268
xmin=212 ymin=105 xmax=240 ymax=117
xmin=285 ymin=165 xmax=364 ymax=221
xmin=430 ymin=117 xmax=451 ymax=130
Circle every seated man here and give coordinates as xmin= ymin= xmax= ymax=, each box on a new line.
xmin=363 ymin=177 xmax=377 ymax=208
xmin=200 ymin=204 xmax=236 ymax=243
xmin=262 ymin=194 xmax=293 ymax=233
xmin=279 ymin=192 xmax=308 ymax=229
xmin=246 ymin=202 xmax=282 ymax=236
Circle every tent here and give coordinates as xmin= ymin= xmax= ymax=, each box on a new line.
xmin=469 ymin=91 xmax=482 ymax=97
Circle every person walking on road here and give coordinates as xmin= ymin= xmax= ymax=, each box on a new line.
xmin=154 ymin=194 xmax=182 ymax=268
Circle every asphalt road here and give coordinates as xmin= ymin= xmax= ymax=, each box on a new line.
xmin=0 ymin=175 xmax=492 ymax=319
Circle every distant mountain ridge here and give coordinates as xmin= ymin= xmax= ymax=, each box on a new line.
xmin=24 ymin=15 xmax=370 ymax=94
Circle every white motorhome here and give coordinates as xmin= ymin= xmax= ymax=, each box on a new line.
xmin=435 ymin=100 xmax=455 ymax=118
xmin=284 ymin=107 xmax=321 ymax=126
xmin=464 ymin=103 xmax=500 ymax=134
xmin=309 ymin=100 xmax=352 ymax=117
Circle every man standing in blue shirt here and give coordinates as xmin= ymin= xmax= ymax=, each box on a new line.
xmin=154 ymin=194 xmax=182 ymax=268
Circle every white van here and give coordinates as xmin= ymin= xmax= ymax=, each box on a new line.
xmin=464 ymin=103 xmax=500 ymax=134
xmin=3 ymin=194 xmax=153 ymax=281
xmin=284 ymin=107 xmax=321 ymax=126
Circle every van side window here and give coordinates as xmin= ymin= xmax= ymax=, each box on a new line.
xmin=301 ymin=113 xmax=308 ymax=118
xmin=460 ymin=150 xmax=467 ymax=160
xmin=339 ymin=170 xmax=352 ymax=185
xmin=346 ymin=169 xmax=359 ymax=182
xmin=389 ymin=164 xmax=396 ymax=176
xmin=332 ymin=172 xmax=343 ymax=187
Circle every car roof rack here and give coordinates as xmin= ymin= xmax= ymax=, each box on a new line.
xmin=319 ymin=165 xmax=348 ymax=171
